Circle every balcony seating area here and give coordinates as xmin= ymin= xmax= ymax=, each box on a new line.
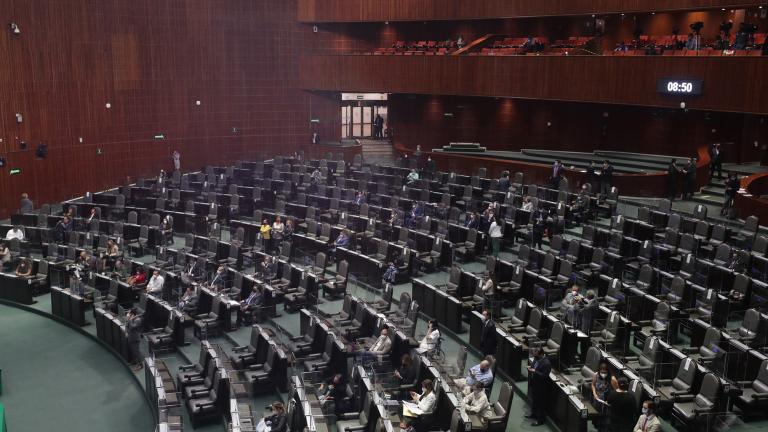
xmin=372 ymin=40 xmax=459 ymax=55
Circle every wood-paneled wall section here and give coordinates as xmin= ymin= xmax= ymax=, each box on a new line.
xmin=299 ymin=54 xmax=768 ymax=114
xmin=0 ymin=0 xmax=341 ymax=218
xmin=309 ymin=8 xmax=767 ymax=55
xmin=298 ymin=0 xmax=767 ymax=23
xmin=389 ymin=95 xmax=768 ymax=164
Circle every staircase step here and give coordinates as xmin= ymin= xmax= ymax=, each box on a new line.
xmin=693 ymin=194 xmax=724 ymax=206
xmin=701 ymin=187 xmax=725 ymax=197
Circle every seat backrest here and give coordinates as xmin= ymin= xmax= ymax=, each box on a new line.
xmin=338 ymin=260 xmax=349 ymax=278
xmin=526 ymin=308 xmax=543 ymax=336
xmin=497 ymin=381 xmax=513 ymax=413
xmin=696 ymin=373 xmax=721 ymax=407
xmin=582 ymin=347 xmax=602 ymax=378
xmin=702 ymin=326 xmax=721 ymax=348
xmin=549 ymin=322 xmax=564 ymax=346
xmin=673 ymin=357 xmax=697 ymax=391
xmin=467 ymin=228 xmax=477 ymax=244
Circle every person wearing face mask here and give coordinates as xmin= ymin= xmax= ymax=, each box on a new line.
xmin=417 ymin=319 xmax=440 ymax=354
xmin=591 ymin=360 xmax=619 ymax=431
xmin=633 ymin=401 xmax=660 ymax=432
xmin=562 ymin=284 xmax=583 ymax=326
xmin=463 ymin=382 xmax=493 ymax=426
xmin=607 ymin=377 xmax=639 ymax=432
xmin=526 ymin=347 xmax=551 ymax=426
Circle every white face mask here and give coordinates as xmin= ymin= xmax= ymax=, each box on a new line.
xmin=599 ymin=372 xmax=608 ymax=379
xmin=642 ymin=407 xmax=649 ymax=415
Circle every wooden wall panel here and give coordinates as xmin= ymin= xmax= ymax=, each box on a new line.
xmin=298 ymin=0 xmax=766 ymax=22
xmin=388 ymin=95 xmax=768 ymax=165
xmin=0 ymin=0 xmax=340 ymax=218
xmin=299 ymin=55 xmax=768 ymax=114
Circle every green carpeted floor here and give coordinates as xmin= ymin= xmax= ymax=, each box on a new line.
xmin=0 ymin=304 xmax=154 ymax=432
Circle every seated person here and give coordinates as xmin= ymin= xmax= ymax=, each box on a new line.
xmin=393 ymin=354 xmax=417 ymax=398
xmin=383 ymin=262 xmax=398 ymax=284
xmin=15 ymin=257 xmax=33 ymax=277
xmin=406 ymin=169 xmax=419 ymax=185
xmin=181 ymin=259 xmax=204 ymax=286
xmin=258 ymin=255 xmax=276 ymax=280
xmin=146 ymin=270 xmax=165 ymax=295
xmin=0 ymin=242 xmax=11 ymax=271
xmin=521 ymin=196 xmax=534 ymax=212
xmin=407 ymin=202 xmax=424 ymax=228
xmin=237 ymin=285 xmax=264 ymax=325
xmin=329 ymin=230 xmax=350 ymax=262
xmin=453 ymin=358 xmax=494 ymax=394
xmin=562 ymin=284 xmax=583 ymax=326
xmin=435 ymin=202 xmax=449 ymax=220
xmin=417 ymin=319 xmax=440 ymax=354
xmin=5 ymin=225 xmax=25 ymax=241
xmin=404 ymin=379 xmax=436 ymax=418
xmin=354 ymin=190 xmax=366 ymax=206
xmin=463 ymin=382 xmax=493 ymax=425
xmin=317 ymin=374 xmax=347 ymax=414
xmin=262 ymin=402 xmax=287 ymax=432
xmin=54 ymin=216 xmax=73 ymax=242
xmin=399 ymin=421 xmax=416 ymax=432
xmin=362 ymin=326 xmax=392 ymax=363
xmin=177 ymin=286 xmax=198 ymax=314
xmin=102 ymin=239 xmax=120 ymax=270
xmin=572 ymin=185 xmax=591 ymax=223
xmin=577 ymin=290 xmax=599 ymax=334
xmin=465 ymin=212 xmax=480 ymax=229
xmin=127 ymin=266 xmax=147 ymax=287
xmin=209 ymin=265 xmax=229 ymax=293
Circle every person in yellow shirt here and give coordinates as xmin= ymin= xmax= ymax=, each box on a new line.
xmin=259 ymin=219 xmax=271 ymax=251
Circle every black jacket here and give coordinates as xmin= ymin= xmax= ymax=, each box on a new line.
xmin=265 ymin=412 xmax=287 ymax=432
xmin=480 ymin=319 xmax=498 ymax=354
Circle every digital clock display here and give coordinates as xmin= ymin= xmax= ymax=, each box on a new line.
xmin=657 ymin=79 xmax=703 ymax=95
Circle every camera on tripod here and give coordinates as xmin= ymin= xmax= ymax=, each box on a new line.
xmin=690 ymin=22 xmax=704 ymax=34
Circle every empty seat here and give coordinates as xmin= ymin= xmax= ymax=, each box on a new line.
xmin=671 ymin=372 xmax=722 ymax=427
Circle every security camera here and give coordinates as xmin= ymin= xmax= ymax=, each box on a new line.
xmin=10 ymin=22 xmax=20 ymax=35
xmin=680 ymin=102 xmax=686 ymax=109
xmin=15 ymin=113 xmax=23 ymax=123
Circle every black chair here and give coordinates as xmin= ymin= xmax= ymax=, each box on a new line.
xmin=322 ymin=260 xmax=349 ymax=298
xmin=734 ymin=359 xmax=768 ymax=418
xmin=193 ymin=296 xmax=222 ymax=339
xmin=186 ymin=369 xmax=229 ymax=429
xmin=671 ymin=372 xmax=722 ymax=428
xmin=146 ymin=313 xmax=177 ymax=355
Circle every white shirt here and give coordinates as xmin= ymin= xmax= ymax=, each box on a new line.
xmin=147 ymin=275 xmax=165 ymax=293
xmin=488 ymin=221 xmax=502 ymax=238
xmin=418 ymin=329 xmax=440 ymax=352
xmin=463 ymin=390 xmax=493 ymax=419
xmin=370 ymin=335 xmax=392 ymax=354
xmin=5 ymin=229 xmax=24 ymax=240
xmin=173 ymin=152 xmax=181 ymax=170
xmin=416 ymin=391 xmax=436 ymax=413
xmin=522 ymin=202 xmax=533 ymax=211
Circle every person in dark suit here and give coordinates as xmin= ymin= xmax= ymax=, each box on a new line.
xmin=497 ymin=171 xmax=511 ymax=191
xmin=666 ymin=159 xmax=679 ymax=201
xmin=178 ymin=286 xmax=198 ymax=314
xmin=19 ymin=193 xmax=34 ymax=214
xmin=607 ymin=377 xmax=638 ymax=432
xmin=600 ymin=160 xmax=614 ymax=195
xmin=683 ymin=157 xmax=698 ymax=200
xmin=479 ymin=309 xmax=498 ymax=356
xmin=722 ymin=172 xmax=740 ymax=216
xmin=394 ymin=353 xmax=418 ymax=400
xmin=551 ymin=160 xmax=563 ymax=189
xmin=527 ymin=347 xmax=552 ymax=426
xmin=237 ymin=285 xmax=264 ymax=325
xmin=709 ymin=143 xmax=723 ymax=179
xmin=465 ymin=212 xmax=480 ymax=230
xmin=126 ymin=308 xmax=144 ymax=371
xmin=586 ymin=161 xmax=597 ymax=191
xmin=264 ymin=402 xmax=287 ymax=432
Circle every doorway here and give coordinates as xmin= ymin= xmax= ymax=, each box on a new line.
xmin=341 ymin=93 xmax=388 ymax=139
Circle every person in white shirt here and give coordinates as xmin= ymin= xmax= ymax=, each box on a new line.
xmin=417 ymin=319 xmax=440 ymax=354
xmin=172 ymin=150 xmax=181 ymax=172
xmin=271 ymin=216 xmax=285 ymax=253
xmin=521 ymin=196 xmax=534 ymax=211
xmin=5 ymin=226 xmax=24 ymax=241
xmin=362 ymin=326 xmax=393 ymax=363
xmin=463 ymin=383 xmax=493 ymax=423
xmin=406 ymin=169 xmax=419 ymax=185
xmin=488 ymin=216 xmax=503 ymax=257
xmin=146 ymin=270 xmax=165 ymax=295
xmin=405 ymin=379 xmax=436 ymax=417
